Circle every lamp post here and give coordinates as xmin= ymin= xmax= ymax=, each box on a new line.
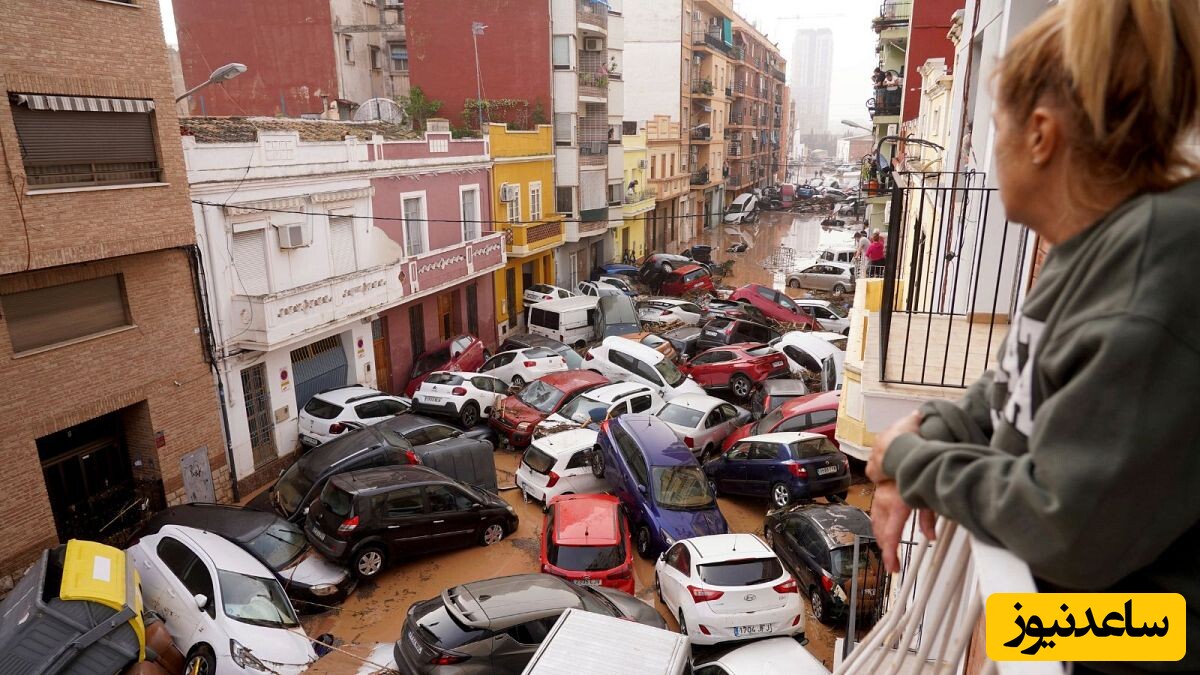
xmin=176 ymin=63 xmax=248 ymax=103
xmin=472 ymin=22 xmax=487 ymax=131
xmin=841 ymin=119 xmax=872 ymax=133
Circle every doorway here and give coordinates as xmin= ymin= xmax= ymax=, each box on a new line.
xmin=372 ymin=318 xmax=393 ymax=392
xmin=438 ymin=292 xmax=453 ymax=340
xmin=241 ymin=363 xmax=277 ymax=469
xmin=290 ymin=335 xmax=348 ymax=411
xmin=38 ymin=412 xmax=137 ymax=543
xmin=506 ymin=268 xmax=518 ymax=328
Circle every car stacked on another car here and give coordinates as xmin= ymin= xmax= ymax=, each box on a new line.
xmin=405 ymin=335 xmax=490 ymax=397
xmin=534 ymin=382 xmax=663 ymax=437
xmin=515 ymin=428 xmax=607 ymax=508
xmin=620 ymin=332 xmax=678 ymax=362
xmin=412 ymin=371 xmax=510 ymax=427
xmin=478 ymin=347 xmax=568 ymax=388
xmin=794 ymin=299 xmax=851 ymax=335
xmin=576 ymin=280 xmax=627 ymax=298
xmin=726 ymin=284 xmax=822 ymax=329
xmin=679 ymin=343 xmax=790 ymax=400
xmin=498 ymin=333 xmax=584 ymax=370
xmin=637 ymin=298 xmax=705 ymax=327
xmin=660 ymin=264 xmax=716 ymax=297
xmin=656 ymin=394 xmax=748 ymax=458
xmin=540 ymin=494 xmax=635 ymax=594
xmin=701 ymin=299 xmax=770 ymax=326
xmin=490 ymin=370 xmax=610 ymax=448
xmin=304 ymin=465 xmax=518 ymax=579
xmin=705 ymin=432 xmax=850 ymax=508
xmin=726 ymin=390 xmax=841 ymax=450
xmin=298 ymin=385 xmax=409 ymax=449
xmin=770 ymin=331 xmax=845 ymax=392
xmin=695 ymin=317 xmax=781 ymax=353
xmin=785 ymin=261 xmax=856 ymax=295
xmin=584 ymin=336 xmax=704 ymax=401
xmin=749 ymin=379 xmax=811 ymax=420
xmin=523 ymin=284 xmax=577 ymax=306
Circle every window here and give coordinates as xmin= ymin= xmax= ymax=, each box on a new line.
xmin=665 ymin=542 xmax=691 ymax=575
xmin=508 ymin=617 xmax=559 ymax=645
xmin=409 ymin=304 xmax=425 ymax=354
xmin=385 ymin=488 xmax=425 ymax=517
xmin=369 ymin=45 xmax=382 ymax=70
xmin=506 ymin=186 xmax=521 ymax=223
xmin=554 ymin=113 xmax=573 ymax=146
xmin=650 ymin=156 xmax=657 ymax=180
xmin=2 ymin=275 xmax=131 ymax=353
xmin=607 ymin=182 xmax=622 ymax=206
xmin=344 ymin=36 xmax=354 ymax=64
xmin=622 ymin=121 xmax=637 ymax=135
xmin=355 ymin=399 xmax=405 ymax=418
xmin=552 ymin=36 xmax=572 ymax=69
xmin=11 ymin=97 xmax=161 ymax=188
xmin=669 ymin=153 xmax=676 ymax=176
xmin=727 ymin=443 xmax=751 ymax=461
xmin=555 ymin=186 xmax=573 ymax=214
xmin=809 ymin=409 xmax=837 ymax=426
xmin=466 ymin=284 xmax=479 ymax=337
xmin=328 ymin=216 xmax=357 ymax=276
xmin=390 ymin=43 xmax=409 ymax=72
xmin=749 ymin=442 xmax=781 ymax=461
xmin=402 ymin=194 xmax=427 ymax=256
xmin=566 ymin=451 xmax=590 ymax=470
xmin=460 ymin=186 xmax=480 ymax=241
xmin=427 ymin=485 xmax=474 ymax=513
xmin=155 ymin=537 xmax=214 ymax=618
xmin=529 ymin=182 xmax=543 ymax=221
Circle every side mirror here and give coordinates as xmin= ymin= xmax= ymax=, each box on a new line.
xmin=469 ymin=502 xmax=484 ymax=511
xmin=193 ymin=594 xmax=208 ymax=610
xmin=637 ymin=484 xmax=647 ymax=496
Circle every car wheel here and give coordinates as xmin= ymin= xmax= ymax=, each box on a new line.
xmin=480 ymin=523 xmax=506 ymax=546
xmin=184 ymin=644 xmax=216 ymax=675
xmin=459 ymin=402 xmax=480 ymax=428
xmin=771 ymin=482 xmax=792 ymax=508
xmin=788 ymin=278 xmax=801 ymax=288
xmin=635 ymin=525 xmax=654 ymax=560
xmin=511 ymin=375 xmax=526 ymax=389
xmin=590 ymin=446 xmax=605 ymax=478
xmin=678 ymin=610 xmax=689 ymax=636
xmin=730 ymin=374 xmax=753 ymax=400
xmin=834 ymin=489 xmax=850 ymax=502
xmin=662 ymin=263 xmax=673 ymax=273
xmin=352 ymin=546 xmax=386 ymax=579
xmin=811 ymin=588 xmax=834 ymax=625
xmin=833 ymin=283 xmax=848 ymax=295
xmin=654 ymin=572 xmax=664 ymax=603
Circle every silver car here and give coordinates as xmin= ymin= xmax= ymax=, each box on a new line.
xmin=394 ymin=574 xmax=666 ymax=674
xmin=786 ymin=261 xmax=856 ymax=295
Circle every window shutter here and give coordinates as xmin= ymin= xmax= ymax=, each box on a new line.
xmin=231 ymin=230 xmax=270 ymax=296
xmin=1 ymin=275 xmax=130 ymax=353
xmin=552 ymin=36 xmax=571 ymax=68
xmin=12 ymin=107 xmax=156 ymax=166
xmin=553 ymin=113 xmax=573 ymax=144
xmin=329 ymin=217 xmax=357 ymax=276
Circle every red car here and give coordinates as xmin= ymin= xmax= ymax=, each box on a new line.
xmin=722 ymin=389 xmax=841 ymax=451
xmin=661 ymin=264 xmax=716 ymax=297
xmin=540 ymin=493 xmax=634 ymax=594
xmin=490 ymin=370 xmax=609 ymax=447
xmin=679 ymin=343 xmax=790 ymax=400
xmin=727 ymin=283 xmax=822 ymax=329
xmin=403 ymin=335 xmax=489 ymax=397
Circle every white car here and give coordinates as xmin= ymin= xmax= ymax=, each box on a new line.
xmin=514 ymin=428 xmax=606 ymax=508
xmin=724 ymin=192 xmax=759 ymax=224
xmin=524 ymin=283 xmax=576 ymax=306
xmin=793 ymin=299 xmax=850 ymax=335
xmin=656 ymin=394 xmax=749 ymax=457
xmin=654 ymin=533 xmax=803 ymax=647
xmin=584 ymin=336 xmax=705 ymax=401
xmin=692 ymin=636 xmax=828 ymax=675
xmin=534 ymin=382 xmax=664 ymax=437
xmin=129 ymin=525 xmax=318 ymax=674
xmin=598 ymin=275 xmax=638 ymax=296
xmin=808 ymin=331 xmax=848 ymax=350
xmin=637 ymin=298 xmax=705 ymax=327
xmin=769 ymin=332 xmax=845 ymax=391
xmin=478 ymin=347 xmax=568 ymax=387
xmin=298 ymin=385 xmax=409 ymax=448
xmin=577 ymin=280 xmax=627 ymax=298
xmin=411 ymin=370 xmax=510 ymax=427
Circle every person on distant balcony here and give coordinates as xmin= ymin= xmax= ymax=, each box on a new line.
xmin=866 ymin=2 xmax=1200 ymax=674
xmin=865 ymin=232 xmax=885 ymax=276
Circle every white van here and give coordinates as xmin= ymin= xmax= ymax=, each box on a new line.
xmin=522 ymin=608 xmax=689 ymax=675
xmin=527 ymin=296 xmax=600 ymax=348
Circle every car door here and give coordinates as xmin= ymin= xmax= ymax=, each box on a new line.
xmin=799 ymin=265 xmax=821 ymax=288
xmin=424 ymin=484 xmax=481 ymax=550
xmin=480 ymin=352 xmax=518 ymax=383
xmin=562 ymin=449 xmax=603 ymax=493
xmin=378 ymin=487 xmax=434 ymax=556
xmin=744 ymin=441 xmax=783 ymax=496
xmin=781 ymin=518 xmax=819 ymax=588
xmin=719 ymin=442 xmax=752 ymax=494
xmin=605 ymin=349 xmax=637 ymax=384
xmin=657 ymin=543 xmax=692 ymax=614
xmin=490 ymin=615 xmax=561 ymax=673
xmin=754 ymin=285 xmax=778 ymax=318
xmin=699 ymin=406 xmax=727 ymax=450
xmin=711 ymin=403 xmax=740 ymax=445
xmin=631 ymin=358 xmax=667 ymax=395
xmin=144 ymin=536 xmax=214 ymax=650
xmin=685 ymin=350 xmax=726 ymax=387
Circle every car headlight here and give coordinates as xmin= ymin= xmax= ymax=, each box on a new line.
xmin=518 ymin=421 xmax=533 ymax=431
xmin=660 ymin=529 xmax=676 ymax=547
xmin=230 ymin=639 xmax=268 ymax=672
xmin=309 ymin=583 xmax=338 ymax=597
xmin=505 ymin=503 xmax=516 ymax=515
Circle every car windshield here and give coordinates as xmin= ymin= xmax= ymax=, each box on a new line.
xmin=522 ymin=445 xmax=558 ymax=475
xmin=755 ymin=407 xmax=787 ymax=434
xmin=658 ymin=403 xmax=704 ymax=428
xmin=777 ymin=294 xmax=799 ymax=311
xmin=555 ymin=394 xmax=608 ymax=423
xmin=217 ymin=570 xmax=299 ymax=629
xmin=788 ymin=437 xmax=840 ymax=459
xmin=550 ymin=544 xmax=625 ymax=572
xmin=830 ymin=543 xmax=882 ymax=578
xmin=655 ymin=360 xmax=685 ymax=387
xmin=275 ymin=460 xmax=318 ymax=516
xmin=244 ymin=521 xmax=308 ymax=570
xmin=302 ymin=398 xmax=342 ymax=420
xmin=652 ymin=466 xmax=716 ymax=510
xmin=697 ymin=557 xmax=783 ymax=586
xmin=825 ymin=304 xmax=848 ymax=319
xmin=413 ymin=349 xmax=451 ymax=378
xmin=517 ymin=380 xmax=567 ymax=414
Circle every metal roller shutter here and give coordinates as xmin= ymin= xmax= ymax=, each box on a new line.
xmin=290 ymin=336 xmax=349 ymax=410
xmin=11 ymin=106 xmax=157 ymax=165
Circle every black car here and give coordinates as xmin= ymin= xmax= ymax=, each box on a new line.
xmin=305 ymin=465 xmax=518 ymax=578
xmin=695 ymin=317 xmax=781 ymax=352
xmin=135 ymin=503 xmax=355 ymax=611
xmin=499 ymin=334 xmax=584 ymax=370
xmin=751 ymin=379 xmax=811 ymax=419
xmin=638 ymin=253 xmax=692 ymax=291
xmin=702 ymin=298 xmax=770 ymax=326
xmin=661 ymin=326 xmax=703 ymax=360
xmin=764 ymin=502 xmax=883 ymax=625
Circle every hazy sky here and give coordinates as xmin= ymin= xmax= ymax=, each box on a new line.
xmin=160 ymin=0 xmax=876 ymax=131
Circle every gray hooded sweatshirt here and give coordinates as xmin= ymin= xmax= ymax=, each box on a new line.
xmin=882 ymin=178 xmax=1200 ymax=674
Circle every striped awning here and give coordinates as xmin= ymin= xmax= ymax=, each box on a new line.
xmin=11 ymin=93 xmax=155 ymax=113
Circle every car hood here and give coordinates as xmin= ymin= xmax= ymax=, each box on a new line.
xmin=669 ymin=379 xmax=705 ymax=397
xmin=499 ymin=398 xmax=547 ymax=425
xmin=722 ymin=423 xmax=754 ymax=450
xmin=593 ymin=588 xmax=668 ymax=629
xmin=231 ymin=624 xmax=318 ymax=668
xmin=654 ymin=503 xmax=729 ymax=541
xmin=280 ymin=548 xmax=350 ymax=588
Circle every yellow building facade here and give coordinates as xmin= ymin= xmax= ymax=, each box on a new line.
xmin=487 ymin=124 xmax=565 ymax=338
xmin=618 ymin=130 xmax=654 ymax=262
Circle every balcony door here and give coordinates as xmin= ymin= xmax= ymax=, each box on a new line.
xmin=506 ymin=268 xmax=518 ymax=328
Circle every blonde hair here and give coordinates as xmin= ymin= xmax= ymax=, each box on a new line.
xmin=997 ymin=0 xmax=1200 ymax=194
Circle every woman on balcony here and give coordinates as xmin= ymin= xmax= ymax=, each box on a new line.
xmin=866 ymin=2 xmax=1200 ymax=673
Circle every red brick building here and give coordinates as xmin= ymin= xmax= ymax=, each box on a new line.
xmin=0 ymin=0 xmax=227 ymax=587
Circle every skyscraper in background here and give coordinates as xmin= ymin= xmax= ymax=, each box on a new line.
xmin=791 ymin=28 xmax=834 ymax=137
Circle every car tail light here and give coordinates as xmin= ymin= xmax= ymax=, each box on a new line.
xmin=338 ymin=515 xmax=359 ymax=534
xmin=683 ymin=436 xmax=694 ymax=448
xmin=612 ymin=564 xmax=633 ymax=580
xmin=688 ymin=585 xmax=724 ymax=603
xmin=698 ymin=624 xmax=712 ymax=635
xmin=792 ymin=614 xmax=804 ymax=626
xmin=329 ymin=423 xmax=346 ymax=434
xmin=546 ymin=471 xmax=560 ymax=488
xmin=524 ymin=360 xmax=537 ymax=367
xmin=821 ymin=575 xmax=834 ymax=592
xmin=430 ymin=653 xmax=469 ymax=666
xmin=452 ymin=387 xmax=467 ymax=396
xmin=842 ymin=457 xmax=850 ymax=472
xmin=584 ymin=352 xmax=594 ymax=361
xmin=773 ymin=577 xmax=799 ymax=594
xmin=786 ymin=461 xmax=808 ymax=479
xmin=405 ymin=449 xmax=421 ymax=465
xmin=543 ymin=295 xmax=553 ymax=301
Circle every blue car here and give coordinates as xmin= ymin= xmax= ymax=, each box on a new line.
xmin=591 ymin=415 xmax=729 ymax=558
xmin=703 ymin=432 xmax=851 ymax=509
xmin=590 ymin=262 xmax=640 ymax=281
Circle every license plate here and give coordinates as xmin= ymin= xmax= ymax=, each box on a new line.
xmin=817 ymin=465 xmax=838 ymax=476
xmin=733 ymin=624 xmax=773 ymax=637
xmin=300 ymin=436 xmax=318 ymax=447
xmin=311 ymin=527 xmax=326 ymax=541
xmin=424 ymin=396 xmax=442 ymax=403
xmin=573 ymin=579 xmax=601 ymax=587
xmin=407 ymin=631 xmax=424 ymax=656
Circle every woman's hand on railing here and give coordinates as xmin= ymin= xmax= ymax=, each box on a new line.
xmin=868 ymin=411 xmax=937 ymax=573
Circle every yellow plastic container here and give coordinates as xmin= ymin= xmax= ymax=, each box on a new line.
xmin=59 ymin=539 xmax=146 ymax=662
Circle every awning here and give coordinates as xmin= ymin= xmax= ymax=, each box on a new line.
xmin=695 ymin=103 xmax=713 ymax=112
xmin=10 ymin=94 xmax=154 ymax=113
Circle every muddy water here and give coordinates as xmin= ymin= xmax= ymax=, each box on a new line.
xmin=302 ymin=210 xmax=875 ymax=674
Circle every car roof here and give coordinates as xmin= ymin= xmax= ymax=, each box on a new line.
xmin=300 ymin=426 xmax=393 ymax=471
xmin=740 ymin=431 xmax=826 ymax=445
xmin=725 ymin=343 xmax=770 ymax=355
xmin=313 ymin=385 xmax=386 ymax=406
xmin=532 ymin=428 xmax=600 ymax=454
xmin=330 ymin=465 xmax=447 ymax=494
xmin=599 ymin=336 xmax=666 ymax=364
xmin=761 ymin=379 xmax=811 ymax=394
xmin=612 ymin=416 xmax=695 ymax=466
xmin=447 ymin=574 xmax=584 ymax=629
xmin=822 ymin=261 xmax=855 ymax=271
xmin=783 ymin=503 xmax=874 ymax=546
xmin=551 ymin=495 xmax=622 ymax=546
xmin=532 ymin=295 xmax=600 ymax=312
xmin=779 ymin=390 xmax=841 ymax=415
xmin=502 ymin=334 xmax=569 ymax=350
xmin=732 ymin=193 xmax=754 ymax=204
xmin=159 ymin=524 xmax=274 ymax=577
xmin=539 ymin=369 xmax=609 ymax=390
xmin=145 ymin=503 xmax=281 ymax=544
xmin=374 ymin=412 xmax=447 ymax=435
xmin=685 ymin=534 xmax=772 ymax=563
xmin=585 ymin=381 xmax=653 ymax=403
xmin=662 ymin=393 xmax=724 ymax=412
xmin=794 ymin=298 xmax=833 ymax=308
xmin=778 ymin=332 xmax=839 ymax=358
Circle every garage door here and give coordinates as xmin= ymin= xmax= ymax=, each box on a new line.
xmin=290 ymin=335 xmax=348 ymax=410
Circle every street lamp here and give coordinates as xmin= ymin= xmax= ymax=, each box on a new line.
xmin=176 ymin=63 xmax=247 ymax=102
xmin=841 ymin=119 xmax=872 ymax=133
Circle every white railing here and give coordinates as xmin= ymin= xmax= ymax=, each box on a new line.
xmin=836 ymin=520 xmax=1064 ymax=675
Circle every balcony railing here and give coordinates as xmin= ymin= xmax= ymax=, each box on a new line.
xmin=692 ymin=31 xmax=732 ymax=55
xmin=769 ymin=66 xmax=786 ymax=82
xmin=690 ymin=78 xmax=715 ymax=97
xmin=725 ymin=173 xmax=742 ymax=188
xmin=505 ymin=218 xmax=564 ymax=257
xmin=877 ymin=173 xmax=1030 ymax=388
xmin=869 ymin=87 xmax=903 ymax=118
xmin=690 ymin=127 xmax=712 ymax=141
xmin=874 ymin=0 xmax=913 ymax=27
xmin=733 ymin=81 xmax=746 ymax=95
xmin=577 ymin=0 xmax=608 ymax=28
xmin=690 ymin=169 xmax=711 ymax=186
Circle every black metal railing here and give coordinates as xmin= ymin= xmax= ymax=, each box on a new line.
xmin=878 ymin=172 xmax=1030 ymax=388
xmin=868 ymin=87 xmax=902 ymax=118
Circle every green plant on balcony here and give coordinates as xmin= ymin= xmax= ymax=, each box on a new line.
xmin=397 ymin=86 xmax=441 ymax=132
xmin=461 ymin=98 xmax=546 ymax=130
xmin=700 ymin=79 xmax=714 ymax=96
xmin=578 ymin=72 xmax=610 ymax=90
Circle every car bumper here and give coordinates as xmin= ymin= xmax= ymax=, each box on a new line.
xmin=411 ymin=399 xmax=461 ymax=418
xmin=289 ymin=574 xmax=358 ymax=612
xmin=489 ymin=416 xmax=532 ymax=447
xmin=304 ymin=523 xmax=350 ymax=563
xmin=514 ymin=471 xmax=551 ymax=505
xmin=686 ymin=599 xmax=804 ymax=646
xmin=299 ymin=434 xmax=325 ymax=449
xmin=793 ymin=473 xmax=852 ymax=499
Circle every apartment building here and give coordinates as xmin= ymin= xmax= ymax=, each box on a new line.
xmin=173 ymin=0 xmax=410 ymax=118
xmin=727 ymin=16 xmax=789 ymax=205
xmin=0 ymin=0 xmax=227 ymax=587
xmin=618 ymin=128 xmax=655 ymax=261
xmin=644 ymin=115 xmax=690 ymax=253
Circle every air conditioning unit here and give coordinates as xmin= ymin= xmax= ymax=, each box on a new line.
xmin=500 ymin=183 xmax=520 ymax=202
xmin=274 ymin=222 xmax=312 ymax=249
xmin=638 ymin=159 xmax=648 ymax=170
xmin=583 ymin=37 xmax=604 ymax=52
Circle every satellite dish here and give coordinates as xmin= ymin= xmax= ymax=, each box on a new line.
xmin=353 ymin=98 xmax=409 ymax=126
